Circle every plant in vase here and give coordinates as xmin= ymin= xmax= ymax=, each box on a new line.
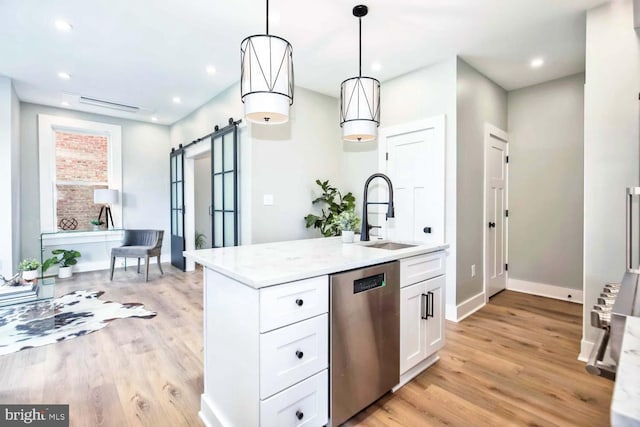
xmin=18 ymin=258 xmax=41 ymax=281
xmin=90 ymin=219 xmax=104 ymax=231
xmin=304 ymin=179 xmax=356 ymax=237
xmin=195 ymin=231 xmax=207 ymax=250
xmin=51 ymin=249 xmax=81 ymax=279
xmin=333 ymin=210 xmax=361 ymax=243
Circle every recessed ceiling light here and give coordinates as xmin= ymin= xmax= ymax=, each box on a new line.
xmin=206 ymin=65 xmax=217 ymax=75
xmin=151 ymin=116 xmax=158 ymax=122
xmin=54 ymin=20 xmax=73 ymax=31
xmin=172 ymin=96 xmax=181 ymax=104
xmin=60 ymin=101 xmax=70 ymax=107
xmin=530 ymin=57 xmax=544 ymax=68
xmin=371 ymin=61 xmax=382 ymax=72
xmin=58 ymin=72 xmax=71 ymax=80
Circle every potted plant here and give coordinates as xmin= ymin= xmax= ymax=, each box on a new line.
xmin=90 ymin=219 xmax=104 ymax=231
xmin=18 ymin=258 xmax=41 ymax=281
xmin=195 ymin=231 xmax=207 ymax=250
xmin=304 ymin=179 xmax=356 ymax=237
xmin=333 ymin=210 xmax=361 ymax=243
xmin=51 ymin=249 xmax=81 ymax=279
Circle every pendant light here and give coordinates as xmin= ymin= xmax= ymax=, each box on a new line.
xmin=340 ymin=4 xmax=380 ymax=142
xmin=240 ymin=0 xmax=294 ymax=124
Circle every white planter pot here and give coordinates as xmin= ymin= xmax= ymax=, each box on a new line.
xmin=92 ymin=225 xmax=100 ymax=231
xmin=22 ymin=270 xmax=38 ymax=281
xmin=58 ymin=266 xmax=73 ymax=279
xmin=341 ymin=230 xmax=355 ymax=243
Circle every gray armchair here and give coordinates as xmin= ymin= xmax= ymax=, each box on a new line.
xmin=110 ymin=230 xmax=164 ymax=282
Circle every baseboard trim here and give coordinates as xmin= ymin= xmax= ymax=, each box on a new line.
xmin=446 ymin=292 xmax=486 ymax=322
xmin=579 ymin=339 xmax=594 ymax=362
xmin=393 ymin=352 xmax=440 ymax=392
xmin=199 ymin=394 xmax=224 ymax=427
xmin=507 ymin=278 xmax=583 ymax=303
xmin=71 ymin=254 xmax=171 ymax=274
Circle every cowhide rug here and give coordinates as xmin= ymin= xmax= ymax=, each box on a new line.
xmin=0 ymin=290 xmax=156 ymax=356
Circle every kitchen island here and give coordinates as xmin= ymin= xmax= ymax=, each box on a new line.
xmin=185 ymin=237 xmax=448 ymax=427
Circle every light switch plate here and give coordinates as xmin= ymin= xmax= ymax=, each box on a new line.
xmin=263 ymin=194 xmax=274 ymax=206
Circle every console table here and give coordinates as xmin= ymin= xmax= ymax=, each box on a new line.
xmin=40 ymin=229 xmax=125 ymax=274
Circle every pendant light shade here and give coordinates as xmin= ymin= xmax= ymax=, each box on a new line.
xmin=240 ymin=1 xmax=294 ymax=124
xmin=340 ymin=5 xmax=380 ymax=142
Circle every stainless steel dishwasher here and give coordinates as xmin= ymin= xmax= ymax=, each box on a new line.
xmin=329 ymin=261 xmax=400 ymax=427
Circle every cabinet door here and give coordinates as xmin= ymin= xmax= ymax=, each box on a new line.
xmin=400 ymin=282 xmax=427 ymax=374
xmin=424 ymin=275 xmax=445 ymax=354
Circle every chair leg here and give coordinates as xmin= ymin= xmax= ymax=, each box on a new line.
xmin=145 ymin=255 xmax=150 ymax=282
xmin=124 ymin=258 xmax=127 ymax=271
xmin=137 ymin=258 xmax=141 ymax=274
xmin=157 ymin=256 xmax=164 ymax=275
xmin=110 ymin=256 xmax=116 ymax=281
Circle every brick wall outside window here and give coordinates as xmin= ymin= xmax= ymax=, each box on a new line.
xmin=55 ymin=131 xmax=109 ymax=230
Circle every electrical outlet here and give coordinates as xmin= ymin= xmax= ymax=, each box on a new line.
xmin=263 ymin=194 xmax=274 ymax=206
xmin=471 ymin=264 xmax=476 ymax=277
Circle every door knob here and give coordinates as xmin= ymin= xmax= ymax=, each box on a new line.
xmin=423 ymin=227 xmax=432 ymax=234
xmin=488 ymin=222 xmax=496 ymax=228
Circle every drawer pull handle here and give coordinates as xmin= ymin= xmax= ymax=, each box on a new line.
xmin=296 ymin=410 xmax=304 ymax=420
xmin=295 ymin=350 xmax=304 ymax=359
xmin=295 ymin=299 xmax=304 ymax=306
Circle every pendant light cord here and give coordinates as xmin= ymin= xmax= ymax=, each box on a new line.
xmin=266 ymin=0 xmax=269 ymax=35
xmin=358 ymin=16 xmax=362 ymax=77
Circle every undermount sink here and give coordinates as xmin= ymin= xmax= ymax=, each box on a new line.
xmin=364 ymin=242 xmax=417 ymax=250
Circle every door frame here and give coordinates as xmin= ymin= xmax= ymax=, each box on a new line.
xmin=483 ymin=123 xmax=509 ymax=303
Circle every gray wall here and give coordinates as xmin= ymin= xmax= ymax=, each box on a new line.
xmin=194 ymin=156 xmax=212 ymax=248
xmin=171 ymin=83 xmax=343 ymax=244
xmin=508 ymin=74 xmax=585 ymax=290
xmin=20 ymin=102 xmax=172 ymax=259
xmin=0 ymin=77 xmax=21 ymax=276
xmin=456 ymin=59 xmax=508 ymax=304
xmin=583 ymin=0 xmax=640 ymax=347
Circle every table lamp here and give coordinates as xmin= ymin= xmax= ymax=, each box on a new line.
xmin=94 ymin=189 xmax=118 ymax=228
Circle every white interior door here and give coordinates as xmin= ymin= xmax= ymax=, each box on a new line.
xmin=485 ymin=125 xmax=508 ymax=298
xmin=383 ymin=117 xmax=445 ymax=246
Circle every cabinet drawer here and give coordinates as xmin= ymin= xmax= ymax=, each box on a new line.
xmin=260 ymin=369 xmax=328 ymax=427
xmin=400 ymin=252 xmax=445 ymax=287
xmin=260 ymin=314 xmax=328 ymax=399
xmin=260 ymin=276 xmax=328 ymax=333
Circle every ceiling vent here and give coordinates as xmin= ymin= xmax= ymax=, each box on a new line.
xmin=78 ymin=96 xmax=140 ymax=113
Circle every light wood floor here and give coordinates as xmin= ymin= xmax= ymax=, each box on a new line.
xmin=0 ymin=267 xmax=613 ymax=426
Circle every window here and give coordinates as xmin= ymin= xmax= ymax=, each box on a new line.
xmin=38 ymin=115 xmax=122 ymax=232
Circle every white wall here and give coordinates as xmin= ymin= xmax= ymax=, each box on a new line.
xmin=583 ymin=0 xmax=640 ymax=352
xmin=0 ymin=77 xmax=20 ymax=276
xmin=456 ymin=59 xmax=508 ymax=305
xmin=194 ymin=156 xmax=212 ymax=247
xmin=342 ymin=58 xmax=458 ymax=318
xmin=171 ymin=83 xmax=342 ymax=245
xmin=508 ymin=74 xmax=585 ymax=291
xmin=20 ymin=103 xmax=172 ymax=262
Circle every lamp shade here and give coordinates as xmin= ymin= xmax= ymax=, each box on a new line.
xmin=240 ymin=34 xmax=294 ymax=124
xmin=340 ymin=76 xmax=381 ymax=142
xmin=94 ymin=189 xmax=118 ymax=204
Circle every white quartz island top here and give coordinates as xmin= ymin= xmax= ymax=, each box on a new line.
xmin=611 ymin=316 xmax=640 ymax=426
xmin=184 ymin=237 xmax=448 ymax=288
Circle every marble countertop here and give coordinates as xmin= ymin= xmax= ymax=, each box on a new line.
xmin=611 ymin=316 xmax=640 ymax=426
xmin=184 ymin=237 xmax=448 ymax=288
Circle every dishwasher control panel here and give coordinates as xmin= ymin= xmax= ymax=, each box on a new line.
xmin=354 ymin=273 xmax=386 ymax=294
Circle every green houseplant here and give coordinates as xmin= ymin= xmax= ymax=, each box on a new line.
xmin=304 ymin=179 xmax=356 ymax=237
xmin=90 ymin=219 xmax=104 ymax=231
xmin=195 ymin=231 xmax=207 ymax=250
xmin=333 ymin=210 xmax=360 ymax=243
xmin=51 ymin=249 xmax=81 ymax=279
xmin=18 ymin=258 xmax=41 ymax=281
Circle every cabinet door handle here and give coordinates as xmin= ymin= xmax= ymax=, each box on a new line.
xmin=421 ymin=293 xmax=428 ymax=319
xmin=427 ymin=291 xmax=434 ymax=318
xmin=295 ymin=350 xmax=304 ymax=359
xmin=295 ymin=299 xmax=304 ymax=306
xmin=296 ymin=410 xmax=304 ymax=420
